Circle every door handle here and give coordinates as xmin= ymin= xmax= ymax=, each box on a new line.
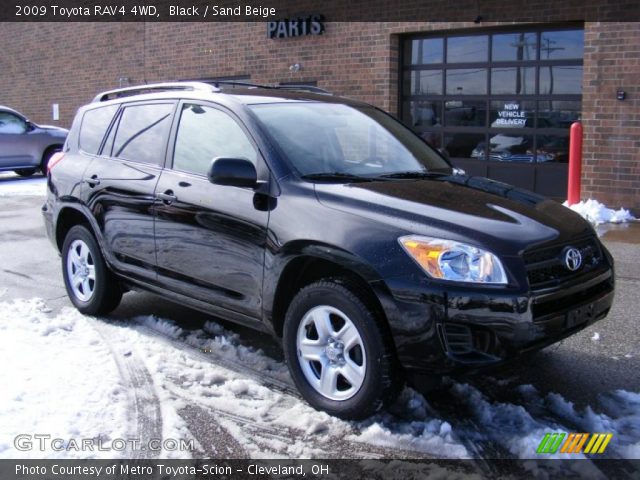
xmin=156 ymin=190 xmax=177 ymax=205
xmin=84 ymin=175 xmax=101 ymax=187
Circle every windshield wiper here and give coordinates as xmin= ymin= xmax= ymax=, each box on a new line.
xmin=301 ymin=172 xmax=378 ymax=183
xmin=377 ymin=170 xmax=451 ymax=179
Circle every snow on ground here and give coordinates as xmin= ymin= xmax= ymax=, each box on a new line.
xmin=1 ymin=298 xmax=638 ymax=461
xmin=0 ymin=299 xmax=129 ymax=459
xmin=0 ymin=174 xmax=46 ymax=197
xmin=564 ymin=199 xmax=635 ymax=225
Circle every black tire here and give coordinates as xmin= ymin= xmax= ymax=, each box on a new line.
xmin=41 ymin=147 xmax=61 ymax=174
xmin=61 ymin=225 xmax=122 ymax=315
xmin=14 ymin=168 xmax=36 ymax=177
xmin=283 ymin=279 xmax=401 ymax=420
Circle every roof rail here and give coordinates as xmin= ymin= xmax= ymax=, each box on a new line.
xmin=92 ymin=82 xmax=220 ymax=102
xmin=276 ymin=85 xmax=333 ymax=95
xmin=209 ymin=80 xmax=269 ymax=89
xmin=208 ymin=80 xmax=333 ymax=95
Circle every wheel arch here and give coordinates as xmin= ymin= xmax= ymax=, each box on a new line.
xmin=41 ymin=144 xmax=64 ymax=171
xmin=266 ymin=244 xmax=400 ymax=349
xmin=55 ymin=205 xmax=102 ymax=253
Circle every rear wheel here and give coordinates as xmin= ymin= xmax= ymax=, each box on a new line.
xmin=62 ymin=225 xmax=122 ymax=315
xmin=14 ymin=168 xmax=36 ymax=177
xmin=41 ymin=147 xmax=61 ymax=174
xmin=283 ymin=280 xmax=400 ymax=419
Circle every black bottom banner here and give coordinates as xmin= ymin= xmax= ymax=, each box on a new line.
xmin=1 ymin=459 xmax=639 ymax=480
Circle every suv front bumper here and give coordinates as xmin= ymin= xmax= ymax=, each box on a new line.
xmin=380 ymin=265 xmax=614 ymax=375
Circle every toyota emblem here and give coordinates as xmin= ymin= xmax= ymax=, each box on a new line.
xmin=563 ymin=247 xmax=583 ymax=271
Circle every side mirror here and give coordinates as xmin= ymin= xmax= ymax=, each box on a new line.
xmin=208 ymin=157 xmax=257 ymax=188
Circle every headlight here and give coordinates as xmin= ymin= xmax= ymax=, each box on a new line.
xmin=399 ymin=235 xmax=507 ymax=284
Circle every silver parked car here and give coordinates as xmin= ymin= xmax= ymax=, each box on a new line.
xmin=0 ymin=106 xmax=68 ymax=176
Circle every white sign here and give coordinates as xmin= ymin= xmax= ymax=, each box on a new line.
xmin=494 ymin=103 xmax=526 ymax=127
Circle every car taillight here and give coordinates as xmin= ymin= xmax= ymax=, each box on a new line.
xmin=47 ymin=152 xmax=65 ymax=173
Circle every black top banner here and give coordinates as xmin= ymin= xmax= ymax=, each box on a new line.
xmin=2 ymin=0 xmax=640 ymax=22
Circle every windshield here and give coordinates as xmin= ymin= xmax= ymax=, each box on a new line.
xmin=249 ymin=103 xmax=451 ymax=178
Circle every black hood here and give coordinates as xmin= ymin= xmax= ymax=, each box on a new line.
xmin=314 ymin=175 xmax=593 ymax=256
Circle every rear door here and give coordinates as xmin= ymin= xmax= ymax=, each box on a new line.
xmin=153 ymin=101 xmax=270 ymax=320
xmin=0 ymin=111 xmax=35 ymax=167
xmin=83 ymin=101 xmax=176 ymax=282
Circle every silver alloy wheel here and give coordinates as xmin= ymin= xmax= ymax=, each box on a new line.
xmin=66 ymin=239 xmax=96 ymax=302
xmin=296 ymin=305 xmax=367 ymax=401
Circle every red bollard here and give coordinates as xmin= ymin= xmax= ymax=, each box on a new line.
xmin=567 ymin=122 xmax=583 ymax=206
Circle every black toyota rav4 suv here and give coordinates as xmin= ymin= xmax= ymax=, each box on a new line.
xmin=43 ymin=82 xmax=614 ymax=419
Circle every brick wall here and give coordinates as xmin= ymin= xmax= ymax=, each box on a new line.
xmin=581 ymin=23 xmax=640 ymax=211
xmin=0 ymin=21 xmax=637 ymax=210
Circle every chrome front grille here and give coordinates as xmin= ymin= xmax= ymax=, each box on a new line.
xmin=523 ymin=236 xmax=604 ymax=289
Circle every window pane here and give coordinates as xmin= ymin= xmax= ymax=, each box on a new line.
xmin=447 ymin=36 xmax=488 ymax=63
xmin=174 ymin=104 xmax=256 ymax=176
xmin=490 ymin=100 xmax=535 ymax=128
xmin=537 ymin=100 xmax=581 ymax=128
xmin=420 ymin=130 xmax=442 ymax=149
xmin=406 ymin=38 xmax=444 ymax=65
xmin=113 ymin=104 xmax=174 ymax=165
xmin=80 ymin=105 xmax=118 ymax=155
xmin=446 ymin=68 xmax=487 ymax=95
xmin=404 ymin=70 xmax=443 ymax=95
xmin=402 ymin=100 xmax=442 ymax=129
xmin=539 ymin=66 xmax=583 ymax=94
xmin=492 ymin=32 xmax=537 ymax=61
xmin=444 ymin=100 xmax=487 ymax=127
xmin=540 ymin=30 xmax=584 ymax=59
xmin=491 ymin=67 xmax=536 ymax=95
xmin=0 ymin=112 xmax=27 ymax=134
xmin=537 ymin=134 xmax=569 ymax=163
xmin=444 ymin=133 xmax=486 ymax=159
xmin=489 ymin=132 xmax=535 ymax=162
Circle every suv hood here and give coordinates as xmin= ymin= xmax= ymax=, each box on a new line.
xmin=314 ymin=175 xmax=593 ymax=255
xmin=39 ymin=124 xmax=69 ymax=133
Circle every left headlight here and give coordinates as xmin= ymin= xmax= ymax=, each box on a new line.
xmin=399 ymin=235 xmax=508 ymax=285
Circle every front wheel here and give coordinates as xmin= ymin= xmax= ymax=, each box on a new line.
xmin=283 ymin=280 xmax=400 ymax=419
xmin=62 ymin=225 xmax=122 ymax=315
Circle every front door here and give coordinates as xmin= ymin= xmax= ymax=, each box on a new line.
xmin=153 ymin=101 xmax=269 ymax=320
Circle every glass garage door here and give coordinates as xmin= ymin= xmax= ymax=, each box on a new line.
xmin=401 ymin=26 xmax=584 ymax=198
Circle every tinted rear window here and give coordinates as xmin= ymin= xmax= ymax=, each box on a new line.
xmin=112 ymin=103 xmax=174 ymax=165
xmin=79 ymin=105 xmax=118 ymax=155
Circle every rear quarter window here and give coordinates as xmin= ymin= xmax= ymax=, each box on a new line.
xmin=79 ymin=105 xmax=118 ymax=155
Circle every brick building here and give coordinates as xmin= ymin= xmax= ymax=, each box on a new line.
xmin=0 ymin=20 xmax=638 ymax=210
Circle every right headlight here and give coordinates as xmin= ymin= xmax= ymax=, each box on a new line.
xmin=399 ymin=235 xmax=508 ymax=285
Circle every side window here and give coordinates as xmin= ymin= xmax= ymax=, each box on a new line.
xmin=0 ymin=112 xmax=27 ymax=134
xmin=173 ymin=103 xmax=257 ymax=176
xmin=112 ymin=103 xmax=174 ymax=165
xmin=79 ymin=105 xmax=118 ymax=154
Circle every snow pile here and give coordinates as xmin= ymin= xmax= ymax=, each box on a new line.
xmin=348 ymin=388 xmax=469 ymax=458
xmin=0 ymin=176 xmax=46 ymax=197
xmin=451 ymin=382 xmax=568 ymax=460
xmin=136 ymin=314 xmax=470 ymax=458
xmin=1 ymin=298 xmax=638 ymax=461
xmin=0 ymin=299 xmax=129 ymax=459
xmin=564 ymin=199 xmax=635 ymax=225
xmin=546 ymin=390 xmax=640 ymax=459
